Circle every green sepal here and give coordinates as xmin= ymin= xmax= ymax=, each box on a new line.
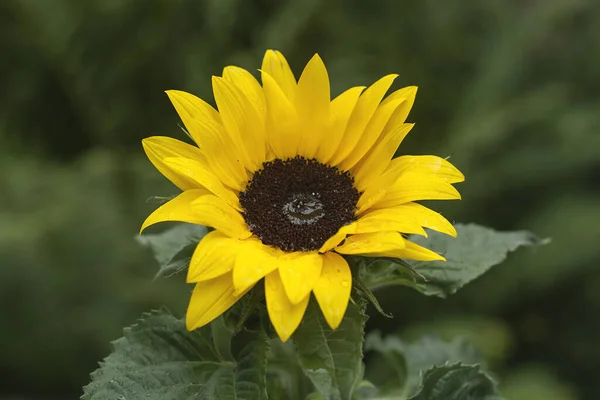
xmin=136 ymin=222 xmax=208 ymax=279
xmin=353 ymin=274 xmax=393 ymax=318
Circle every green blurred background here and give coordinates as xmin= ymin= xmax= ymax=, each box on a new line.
xmin=1 ymin=0 xmax=599 ymax=399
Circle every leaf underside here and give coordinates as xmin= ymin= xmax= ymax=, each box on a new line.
xmin=136 ymin=223 xmax=208 ymax=279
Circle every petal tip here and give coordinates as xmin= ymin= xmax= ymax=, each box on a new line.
xmin=185 ymin=314 xmax=200 ymax=331
xmin=277 ymin=330 xmax=292 ymax=343
xmin=326 ymin=316 xmax=343 ymax=330
xmin=309 ymin=53 xmax=324 ymax=63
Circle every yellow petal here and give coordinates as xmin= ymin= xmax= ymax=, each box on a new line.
xmin=142 ymin=136 xmax=206 ymax=190
xmin=319 ymin=222 xmax=357 ymax=253
xmin=315 ymin=86 xmax=365 ymax=164
xmin=385 ymin=203 xmax=457 ymax=237
xmin=140 ymin=189 xmax=209 ymax=233
xmin=200 ymin=139 xmax=248 ymax=192
xmin=379 ymin=86 xmax=418 ymax=128
xmin=347 ymin=86 xmax=416 ymax=176
xmin=212 ymin=76 xmax=265 ymax=171
xmin=278 ymin=252 xmax=323 ymax=305
xmin=165 ymin=90 xmax=221 ymax=144
xmin=261 ymin=71 xmax=300 ymax=159
xmin=339 ymin=98 xmax=406 ymax=171
xmin=352 ymin=123 xmax=414 ymax=192
xmin=368 ymin=239 xmax=446 ymax=262
xmin=313 ymin=252 xmax=351 ymax=329
xmin=223 ymin=66 xmax=266 ymax=125
xmin=190 ymin=195 xmax=251 ymax=239
xmin=355 ymin=208 xmax=427 ymax=236
xmin=295 ymin=54 xmax=330 ymax=158
xmin=357 ymin=171 xmax=461 ymax=215
xmin=233 ymin=237 xmax=280 ymax=295
xmin=335 ymin=231 xmax=406 ymax=255
xmin=265 ymin=270 xmax=310 ymax=342
xmin=187 ymin=231 xmax=242 ymax=282
xmin=261 ymin=50 xmax=296 ymax=101
xmin=368 ymin=173 xmax=462 ymax=211
xmin=186 ymin=272 xmax=247 ymax=330
xmin=163 ymin=157 xmax=240 ymax=208
xmin=329 ymin=74 xmax=398 ymax=167
xmin=357 ymin=154 xmax=462 ymax=211
xmin=165 ymin=90 xmax=248 ymax=191
xmin=386 ymin=155 xmax=465 ymax=184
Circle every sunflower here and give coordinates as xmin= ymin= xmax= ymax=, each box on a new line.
xmin=140 ymin=50 xmax=464 ymax=342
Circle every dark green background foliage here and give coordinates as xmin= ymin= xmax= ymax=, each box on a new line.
xmin=0 ymin=0 xmax=598 ymax=398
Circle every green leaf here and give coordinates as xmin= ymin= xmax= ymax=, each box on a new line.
xmin=365 ymin=334 xmax=483 ymax=398
xmin=136 ymin=223 xmax=208 ymax=279
xmin=359 ymin=223 xmax=546 ymax=297
xmin=82 ymin=308 xmax=269 ymax=400
xmin=293 ymin=299 xmax=368 ymax=400
xmin=408 ymin=363 xmax=500 ymax=400
xmin=266 ymin=339 xmax=312 ymax=400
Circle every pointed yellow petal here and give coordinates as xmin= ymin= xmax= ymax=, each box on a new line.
xmin=380 ymin=86 xmax=418 ymax=127
xmin=140 ymin=189 xmax=209 ymax=233
xmin=313 ymin=252 xmax=351 ymax=329
xmin=277 ymin=252 xmax=323 ymax=304
xmin=368 ymin=239 xmax=446 ymax=262
xmin=165 ymin=90 xmax=248 ymax=191
xmin=187 ymin=231 xmax=242 ymax=282
xmin=295 ymin=54 xmax=330 ymax=158
xmin=319 ymin=222 xmax=357 ymax=253
xmin=339 ymin=98 xmax=406 ymax=171
xmin=233 ymin=237 xmax=280 ymax=295
xmin=142 ymin=136 xmax=206 ymax=190
xmin=186 ymin=272 xmax=247 ymax=330
xmin=384 ymin=203 xmax=457 ymax=237
xmin=329 ymin=74 xmax=398 ymax=167
xmin=261 ymin=72 xmax=300 ymax=159
xmin=163 ymin=157 xmax=240 ymax=208
xmin=165 ymin=90 xmax=221 ymax=144
xmin=265 ymin=270 xmax=310 ymax=342
xmin=344 ymin=86 xmax=416 ymax=176
xmin=261 ymin=50 xmax=296 ymax=100
xmin=352 ymin=123 xmax=414 ymax=192
xmin=335 ymin=231 xmax=406 ymax=255
xmin=316 ymin=86 xmax=365 ymax=164
xmin=190 ymin=195 xmax=251 ymax=239
xmin=212 ymin=76 xmax=265 ymax=170
xmin=355 ymin=208 xmax=427 ymax=236
xmin=223 ymin=66 xmax=266 ymax=125
xmin=357 ymin=170 xmax=461 ymax=215
xmin=369 ymin=173 xmax=462 ymax=211
xmin=143 ymin=135 xmax=205 ymax=160
xmin=386 ymin=155 xmax=465 ymax=184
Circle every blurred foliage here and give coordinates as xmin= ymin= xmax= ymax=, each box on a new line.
xmin=1 ymin=0 xmax=599 ymax=399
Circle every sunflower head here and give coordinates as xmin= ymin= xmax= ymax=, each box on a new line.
xmin=141 ymin=50 xmax=464 ymax=342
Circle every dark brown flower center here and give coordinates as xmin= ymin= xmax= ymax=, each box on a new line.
xmin=239 ymin=156 xmax=360 ymax=252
